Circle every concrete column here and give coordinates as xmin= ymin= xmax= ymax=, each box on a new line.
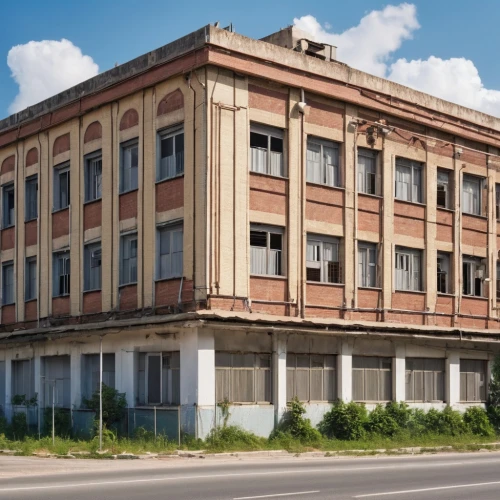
xmin=180 ymin=328 xmax=215 ymax=438
xmin=393 ymin=345 xmax=406 ymax=402
xmin=446 ymin=351 xmax=460 ymax=406
xmin=4 ymin=355 xmax=12 ymax=421
xmin=70 ymin=348 xmax=82 ymax=408
xmin=273 ymin=334 xmax=287 ymax=425
xmin=338 ymin=338 xmax=353 ymax=402
xmin=116 ymin=349 xmax=136 ymax=408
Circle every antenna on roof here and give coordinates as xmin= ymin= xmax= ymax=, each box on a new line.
xmin=214 ymin=21 xmax=220 ymax=28
xmin=223 ymin=23 xmax=233 ymax=32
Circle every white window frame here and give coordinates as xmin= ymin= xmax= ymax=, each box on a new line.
xmin=395 ymin=158 xmax=423 ymax=203
xmin=462 ymin=255 xmax=484 ymax=297
xmin=358 ymin=242 xmax=378 ymax=288
xmin=306 ymin=234 xmax=341 ymax=284
xmin=250 ymin=225 xmax=284 ymax=276
xmin=357 ymin=148 xmax=377 ymax=195
xmin=156 ymin=222 xmax=183 ymax=280
xmin=120 ymin=233 xmax=138 ymax=285
xmin=2 ymin=261 xmax=14 ymax=305
xmin=395 ymin=246 xmax=422 ymax=292
xmin=437 ymin=169 xmax=450 ymax=209
xmin=84 ymin=242 xmax=102 ymax=291
xmin=250 ymin=124 xmax=284 ymax=177
xmin=53 ymin=251 xmax=70 ymax=297
xmin=25 ymin=257 xmax=37 ymax=301
xmin=120 ymin=140 xmax=138 ymax=194
xmin=157 ymin=125 xmax=184 ymax=182
xmin=25 ymin=175 xmax=38 ymax=221
xmin=84 ymin=152 xmax=102 ymax=202
xmin=437 ymin=252 xmax=451 ymax=294
xmin=53 ymin=163 xmax=70 ymax=211
xmin=462 ymin=174 xmax=482 ymax=216
xmin=2 ymin=183 xmax=14 ymax=228
xmin=307 ymin=136 xmax=341 ymax=187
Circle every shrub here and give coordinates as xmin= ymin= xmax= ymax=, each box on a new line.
xmin=385 ymin=402 xmax=412 ymax=428
xmin=275 ymin=397 xmax=322 ymax=443
xmin=205 ymin=425 xmax=263 ymax=451
xmin=365 ymin=404 xmax=399 ymax=437
xmin=406 ymin=408 xmax=427 ymax=437
xmin=463 ymin=407 xmax=495 ymax=437
xmin=319 ymin=401 xmax=367 ymax=440
xmin=425 ymin=406 xmax=467 ymax=436
xmin=83 ymin=384 xmax=127 ymax=428
xmin=43 ymin=408 xmax=72 ymax=438
xmin=10 ymin=413 xmax=28 ymax=440
xmin=488 ymin=355 xmax=500 ymax=432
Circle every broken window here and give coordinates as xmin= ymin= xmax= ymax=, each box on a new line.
xmin=2 ymin=183 xmax=14 ymax=228
xmin=462 ymin=256 xmax=484 ymax=297
xmin=306 ymin=235 xmax=341 ymax=283
xmin=352 ymin=356 xmax=392 ymax=402
xmin=85 ymin=152 xmax=102 ymax=202
xmin=437 ymin=252 xmax=451 ymax=294
xmin=84 ymin=242 xmax=102 ymax=291
xmin=53 ymin=251 xmax=70 ymax=297
xmin=437 ymin=169 xmax=451 ymax=209
xmin=250 ymin=225 xmax=283 ymax=276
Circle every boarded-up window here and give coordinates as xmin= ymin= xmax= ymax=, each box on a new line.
xmin=215 ymin=352 xmax=271 ymax=403
xmin=352 ymin=356 xmax=392 ymax=402
xmin=405 ymin=358 xmax=444 ymax=402
xmin=460 ymin=359 xmax=486 ymax=402
xmin=287 ymin=353 xmax=336 ymax=402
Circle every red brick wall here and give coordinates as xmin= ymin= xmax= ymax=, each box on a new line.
xmin=250 ymin=276 xmax=287 ymax=302
xmin=305 ymin=306 xmax=342 ymax=319
xmin=248 ymin=84 xmax=287 ymax=115
xmin=155 ymin=279 xmax=193 ymax=307
xmin=52 ymin=209 xmax=69 ymax=239
xmin=358 ymin=195 xmax=381 ymax=233
xmin=358 ymin=288 xmax=381 ymax=309
xmin=394 ymin=201 xmax=425 ymax=239
xmin=83 ymin=291 xmax=102 ymax=314
xmin=119 ymin=284 xmax=137 ymax=311
xmin=2 ymin=304 xmax=15 ymax=324
xmin=25 ymin=220 xmax=37 ymax=247
xmin=461 ymin=297 xmax=488 ymax=316
xmin=25 ymin=148 xmax=38 ymax=166
xmin=386 ymin=311 xmax=425 ymax=325
xmin=119 ymin=109 xmax=139 ymax=130
xmin=250 ymin=173 xmax=287 ymax=216
xmin=1 ymin=155 xmax=15 ymax=174
xmin=436 ymin=209 xmax=453 ymax=243
xmin=209 ymin=296 xmax=247 ymax=312
xmin=156 ymin=176 xmax=184 ymax=213
xmin=53 ymin=133 xmax=70 ymax=156
xmin=84 ymin=121 xmax=102 ymax=143
xmin=24 ymin=300 xmax=37 ymax=321
xmin=52 ymin=297 xmax=70 ymax=317
xmin=392 ymin=291 xmax=425 ymax=311
xmin=305 ymin=99 xmax=344 ymax=129
xmin=306 ymin=184 xmax=344 ymax=225
xmin=462 ymin=214 xmax=487 ymax=247
xmin=306 ymin=283 xmax=344 ymax=308
xmin=1 ymin=227 xmax=15 ymax=250
xmin=84 ymin=200 xmax=102 ymax=230
xmin=119 ymin=190 xmax=138 ymax=220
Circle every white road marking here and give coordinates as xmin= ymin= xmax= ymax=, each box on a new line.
xmin=354 ymin=480 xmax=500 ymax=498
xmin=0 ymin=459 xmax=499 ymax=493
xmin=234 ymin=491 xmax=320 ymax=499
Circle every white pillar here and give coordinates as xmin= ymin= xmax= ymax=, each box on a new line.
xmin=116 ymin=349 xmax=135 ymax=408
xmin=393 ymin=345 xmax=406 ymax=402
xmin=446 ymin=351 xmax=460 ymax=406
xmin=70 ymin=348 xmax=82 ymax=408
xmin=180 ymin=328 xmax=215 ymax=438
xmin=273 ymin=333 xmax=287 ymax=425
xmin=338 ymin=339 xmax=353 ymax=402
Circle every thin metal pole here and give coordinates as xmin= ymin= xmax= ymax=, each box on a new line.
xmin=154 ymin=406 xmax=157 ymax=440
xmin=99 ymin=336 xmax=103 ymax=452
xmin=178 ymin=406 xmax=181 ymax=447
xmin=52 ymin=384 xmax=55 ymax=446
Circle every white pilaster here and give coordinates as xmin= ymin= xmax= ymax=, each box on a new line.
xmin=393 ymin=344 xmax=406 ymax=402
xmin=273 ymin=333 xmax=287 ymax=424
xmin=446 ymin=351 xmax=460 ymax=406
xmin=338 ymin=338 xmax=353 ymax=402
xmin=116 ymin=349 xmax=135 ymax=407
xmin=70 ymin=348 xmax=82 ymax=408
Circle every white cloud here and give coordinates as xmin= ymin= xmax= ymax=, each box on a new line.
xmin=7 ymin=39 xmax=99 ymax=114
xmin=294 ymin=4 xmax=500 ymax=116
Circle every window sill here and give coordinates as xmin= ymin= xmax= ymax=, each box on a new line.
xmin=306 ymin=281 xmax=344 ymax=287
xmin=462 ymin=295 xmax=487 ymax=301
xmin=155 ymin=173 xmax=184 ymax=185
xmin=119 ymin=282 xmax=137 ymax=288
xmin=53 ymin=294 xmax=70 ymax=299
xmin=24 ymin=217 xmax=38 ymax=223
xmin=437 ymin=206 xmax=454 ymax=213
xmin=394 ymin=289 xmax=426 ymax=295
xmin=406 ymin=400 xmax=445 ymax=404
xmin=358 ymin=286 xmax=382 ymax=291
xmin=2 ymin=225 xmax=14 ymax=230
xmin=437 ymin=292 xmax=454 ymax=297
xmin=306 ymin=181 xmax=343 ymax=191
xmin=221 ymin=402 xmax=272 ymax=406
xmin=155 ymin=276 xmax=184 ymax=283
xmin=462 ymin=212 xmax=487 ymax=220
xmin=83 ymin=198 xmax=102 ymax=206
xmin=24 ymin=298 xmax=37 ymax=304
xmin=119 ymin=188 xmax=139 ymax=196
xmin=394 ymin=198 xmax=426 ymax=208
xmin=250 ymin=274 xmax=286 ymax=280
xmin=52 ymin=206 xmax=69 ymax=214
xmin=2 ymin=302 xmax=14 ymax=307
xmin=357 ymin=192 xmax=382 ymax=199
xmin=83 ymin=288 xmax=101 ymax=294
xmin=249 ymin=171 xmax=288 ymax=181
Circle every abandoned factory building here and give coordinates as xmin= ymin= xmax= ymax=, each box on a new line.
xmin=0 ymin=24 xmax=499 ymax=438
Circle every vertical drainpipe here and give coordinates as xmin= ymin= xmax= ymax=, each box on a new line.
xmin=152 ymin=89 xmax=156 ymax=311
xmin=352 ymin=122 xmax=359 ymax=310
xmin=232 ymin=73 xmax=236 ymax=310
xmin=299 ymin=88 xmax=306 ymax=319
xmin=14 ymin=142 xmax=20 ymax=322
xmin=78 ymin=116 xmax=83 ymax=314
xmin=141 ymin=90 xmax=146 ymax=310
xmin=36 ymin=132 xmax=42 ymax=327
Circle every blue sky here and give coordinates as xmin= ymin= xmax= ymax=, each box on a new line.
xmin=1 ymin=1 xmax=500 ymax=118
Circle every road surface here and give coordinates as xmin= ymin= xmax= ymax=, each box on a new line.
xmin=0 ymin=452 xmax=499 ymax=499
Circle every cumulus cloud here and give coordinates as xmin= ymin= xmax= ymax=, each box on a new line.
xmin=7 ymin=39 xmax=99 ymax=114
xmin=294 ymin=4 xmax=500 ymax=116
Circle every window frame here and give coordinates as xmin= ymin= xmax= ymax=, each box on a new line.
xmin=84 ymin=151 xmax=103 ymax=203
xmin=394 ymin=246 xmax=423 ymax=292
xmin=437 ymin=252 xmax=451 ymax=295
xmin=156 ymin=222 xmax=183 ymax=281
xmin=249 ymin=224 xmax=284 ymax=277
xmin=358 ymin=242 xmax=378 ymax=288
xmin=357 ymin=148 xmax=378 ymax=195
xmin=352 ymin=356 xmax=392 ymax=402
xmin=156 ymin=125 xmax=184 ymax=182
xmin=53 ymin=251 xmax=71 ymax=297
xmin=120 ymin=233 xmax=138 ymax=286
xmin=25 ymin=256 xmax=37 ymax=302
xmin=249 ymin=124 xmax=285 ymax=178
xmin=306 ymin=136 xmax=341 ymax=188
xmin=437 ymin=169 xmax=451 ymax=209
xmin=2 ymin=183 xmax=15 ymax=228
xmin=462 ymin=174 xmax=483 ymax=216
xmin=2 ymin=261 xmax=14 ymax=305
xmin=84 ymin=242 xmax=102 ymax=292
xmin=462 ymin=255 xmax=485 ymax=298
xmin=119 ymin=139 xmax=139 ymax=194
xmin=25 ymin=175 xmax=38 ymax=221
xmin=405 ymin=358 xmax=445 ymax=403
xmin=53 ymin=163 xmax=70 ymax=212
xmin=395 ymin=157 xmax=423 ymax=204
xmin=306 ymin=234 xmax=342 ymax=284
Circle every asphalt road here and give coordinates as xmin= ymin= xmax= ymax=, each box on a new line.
xmin=1 ymin=452 xmax=500 ymax=499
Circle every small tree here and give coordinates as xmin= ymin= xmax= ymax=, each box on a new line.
xmin=487 ymin=355 xmax=500 ymax=431
xmin=83 ymin=384 xmax=127 ymax=429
